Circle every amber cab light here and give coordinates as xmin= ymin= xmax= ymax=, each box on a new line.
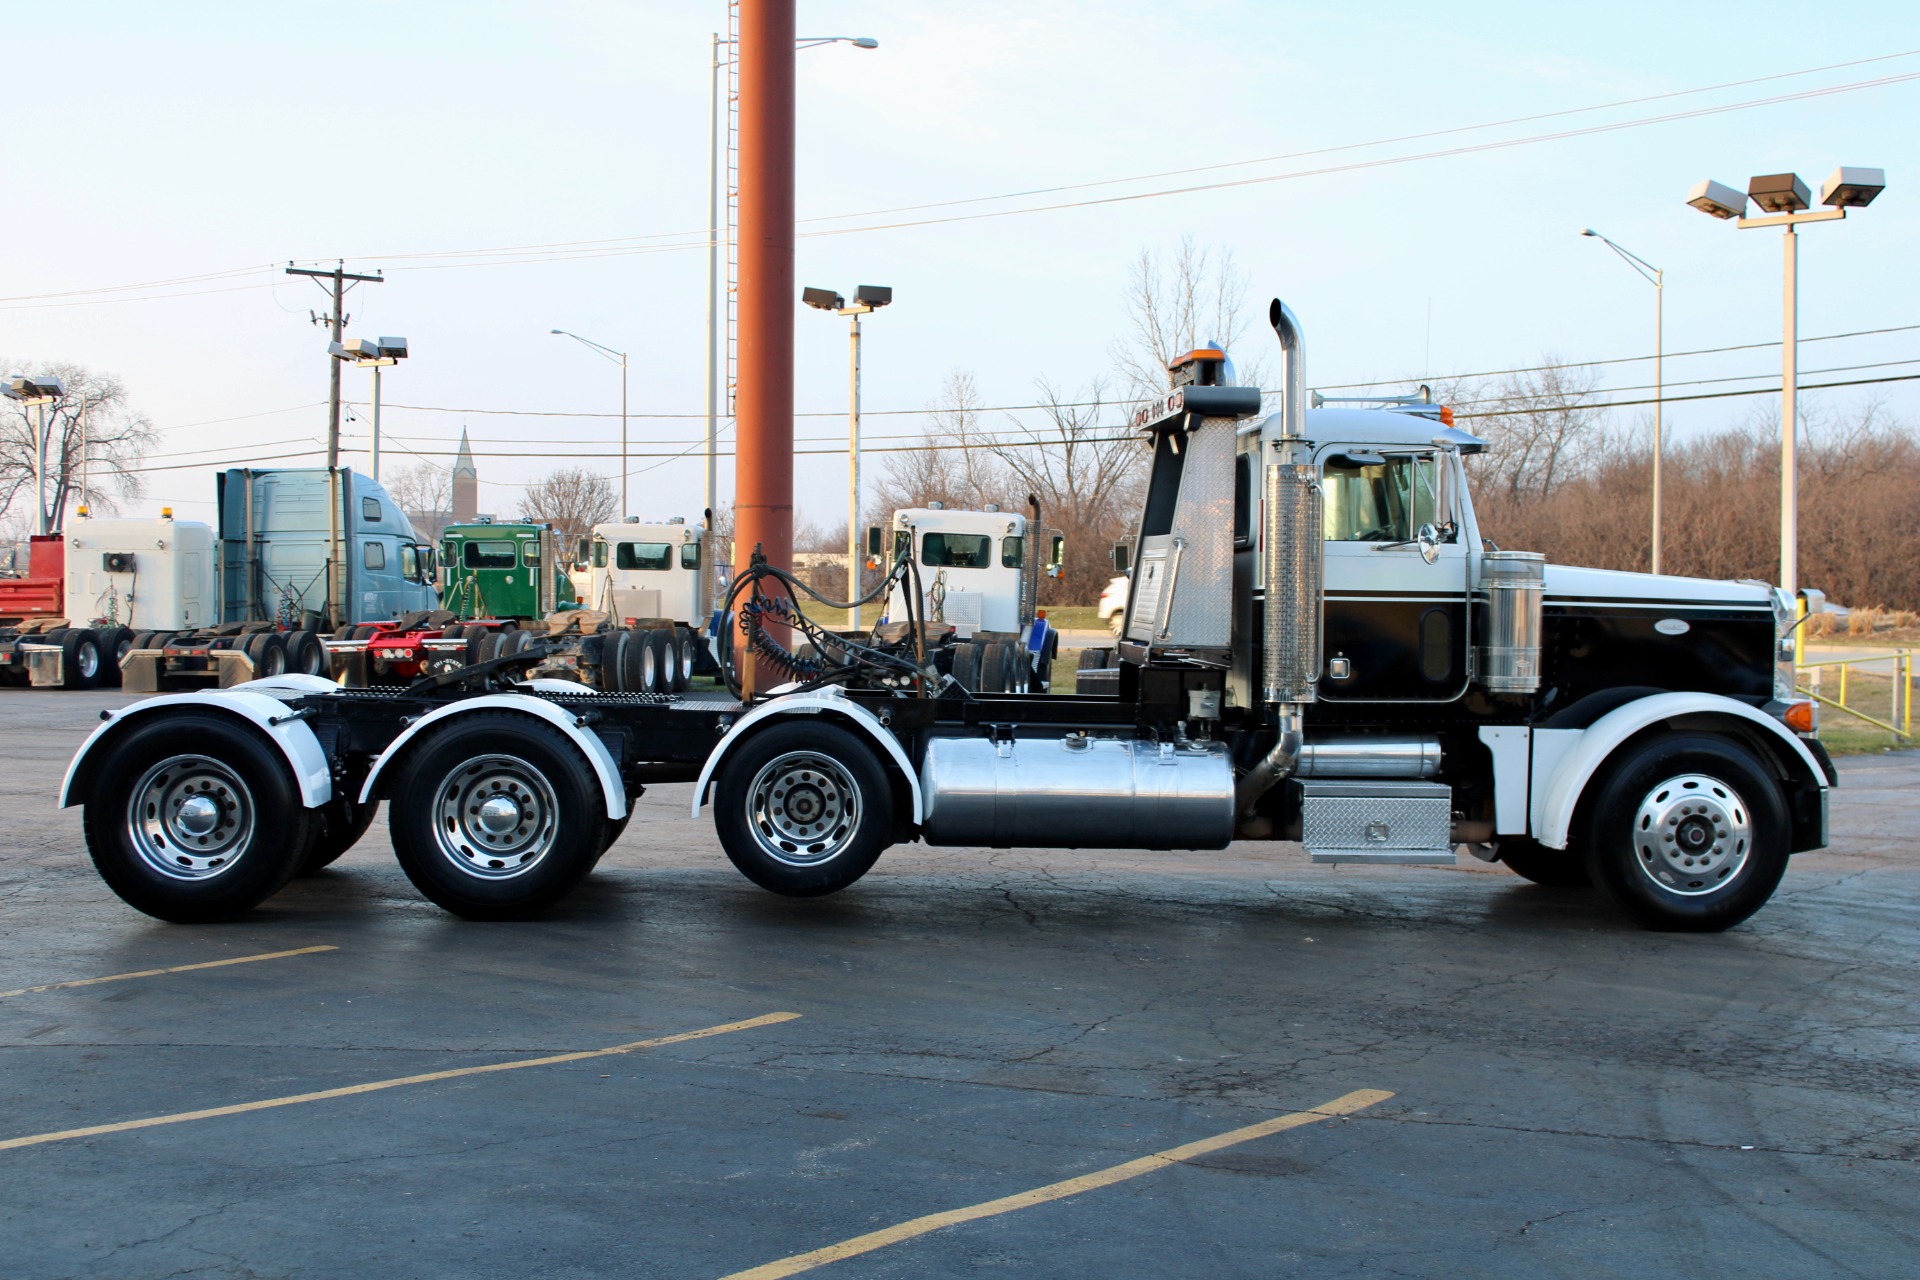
xmin=1783 ymin=700 xmax=1816 ymax=733
xmin=1439 ymin=406 xmax=1455 ymax=427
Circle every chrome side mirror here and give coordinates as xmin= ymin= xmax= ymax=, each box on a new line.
xmin=1416 ymin=523 xmax=1441 ymax=564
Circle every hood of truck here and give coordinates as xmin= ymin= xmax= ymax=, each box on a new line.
xmin=1541 ymin=563 xmax=1772 ymax=609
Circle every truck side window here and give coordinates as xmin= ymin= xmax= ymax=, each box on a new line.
xmin=680 ymin=542 xmax=701 ymax=570
xmin=592 ymin=540 xmax=608 ymax=569
xmin=400 ymin=544 xmax=420 ymax=581
xmin=891 ymin=531 xmax=909 ymax=564
xmin=1001 ymin=536 xmax=1024 ymax=568
xmin=521 ymin=541 xmax=540 ymax=565
xmin=923 ymin=533 xmax=991 ymax=568
xmin=362 ymin=497 xmax=381 ymax=523
xmin=463 ymin=541 xmax=517 ymax=569
xmin=1321 ymin=454 xmax=1438 ymax=543
xmin=1233 ymin=454 xmax=1251 ymax=545
xmin=363 ymin=541 xmax=386 ymax=571
xmin=616 ymin=542 xmax=672 ymax=571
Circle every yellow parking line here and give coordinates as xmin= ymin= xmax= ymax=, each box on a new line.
xmin=0 ymin=1011 xmax=801 ymax=1153
xmin=718 ymin=1087 xmax=1394 ymax=1280
xmin=0 ymin=945 xmax=339 ymax=1000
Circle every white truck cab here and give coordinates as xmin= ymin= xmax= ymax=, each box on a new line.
xmin=878 ymin=504 xmax=1061 ymax=639
xmin=586 ymin=518 xmax=712 ymax=627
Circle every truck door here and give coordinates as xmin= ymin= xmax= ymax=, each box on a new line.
xmin=1317 ymin=448 xmax=1469 ymax=702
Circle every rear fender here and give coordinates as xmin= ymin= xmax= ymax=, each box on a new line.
xmin=356 ymin=693 xmax=627 ymax=820
xmin=691 ymin=689 xmax=922 ymax=821
xmin=59 ymin=690 xmax=332 ymax=809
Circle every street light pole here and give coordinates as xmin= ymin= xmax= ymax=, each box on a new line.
xmin=1581 ymin=229 xmax=1665 ymax=573
xmin=846 ymin=307 xmax=863 ymax=628
xmin=4 ymin=375 xmax=66 ymax=536
xmin=1686 ymin=166 xmax=1886 ymax=646
xmin=550 ymin=329 xmax=629 ymax=517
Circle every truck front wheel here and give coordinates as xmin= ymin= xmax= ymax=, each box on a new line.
xmin=1581 ymin=733 xmax=1789 ymax=932
xmin=81 ymin=713 xmax=316 ymax=922
xmin=713 ymin=721 xmax=892 ymax=897
xmin=385 ymin=714 xmax=608 ymax=919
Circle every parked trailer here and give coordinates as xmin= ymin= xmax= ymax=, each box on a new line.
xmin=62 ymin=298 xmax=1833 ymax=934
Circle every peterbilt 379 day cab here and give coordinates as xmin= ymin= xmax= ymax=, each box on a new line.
xmin=60 ymin=299 xmax=1828 ymax=932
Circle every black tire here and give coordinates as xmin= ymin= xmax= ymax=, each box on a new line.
xmin=385 ymin=712 xmax=610 ymax=919
xmin=250 ymin=631 xmax=288 ymax=678
xmin=711 ymin=720 xmax=893 ymax=897
xmin=1496 ymin=836 xmax=1592 ymax=887
xmin=949 ymin=641 xmax=979 ymax=691
xmin=475 ymin=630 xmax=506 ymax=664
xmin=297 ymin=796 xmax=379 ymax=875
xmin=1581 ymin=733 xmax=1789 ymax=932
xmin=81 ymin=712 xmax=317 ymax=922
xmin=979 ymin=641 xmax=1010 ymax=693
xmin=332 ymin=624 xmax=356 ymax=641
xmin=129 ymin=630 xmax=157 ymax=654
xmin=600 ymin=630 xmax=629 ymax=692
xmin=283 ymin=630 xmax=320 ymax=676
xmin=61 ymin=628 xmax=105 ymax=689
xmin=102 ymin=627 xmax=133 ymax=685
xmin=1035 ymin=655 xmax=1053 ymax=693
xmin=638 ymin=629 xmax=669 ymax=693
xmin=1077 ymin=646 xmax=1113 ymax=671
xmin=596 ymin=810 xmax=633 ymax=863
xmin=621 ymin=627 xmax=648 ymax=693
xmin=669 ymin=628 xmax=691 ymax=691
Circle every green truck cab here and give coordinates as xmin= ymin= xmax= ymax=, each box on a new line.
xmin=439 ymin=520 xmax=577 ymax=621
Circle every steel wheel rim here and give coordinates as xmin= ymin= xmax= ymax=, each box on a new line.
xmin=432 ymin=753 xmax=560 ymax=879
xmin=77 ymin=640 xmax=100 ymax=680
xmin=746 ymin=750 xmax=861 ymax=866
xmin=678 ymin=640 xmax=693 ymax=684
xmin=263 ymin=642 xmax=286 ymax=676
xmin=127 ymin=754 xmax=256 ymax=881
xmin=640 ymin=643 xmax=658 ymax=692
xmin=1631 ymin=772 xmax=1752 ymax=897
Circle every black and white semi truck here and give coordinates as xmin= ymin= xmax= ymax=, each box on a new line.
xmin=59 ymin=299 xmax=1831 ymax=931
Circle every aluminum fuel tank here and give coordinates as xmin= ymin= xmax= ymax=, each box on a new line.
xmin=919 ymin=733 xmax=1236 ymax=850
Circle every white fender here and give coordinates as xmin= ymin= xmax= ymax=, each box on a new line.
xmin=60 ymin=690 xmax=333 ymax=809
xmin=1534 ymin=691 xmax=1828 ymax=849
xmin=356 ymin=693 xmax=627 ymax=820
xmin=691 ymin=687 xmax=923 ymax=821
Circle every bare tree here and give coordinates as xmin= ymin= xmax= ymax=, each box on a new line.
xmin=384 ymin=461 xmax=453 ymax=541
xmin=1110 ymin=236 xmax=1266 ymax=399
xmin=993 ymin=378 xmax=1143 ymax=602
xmin=0 ymin=361 xmax=157 ymax=532
xmin=517 ymin=466 xmax=618 ymax=547
xmin=873 ymin=369 xmax=1008 ymax=515
xmin=1460 ymin=357 xmax=1606 ymax=503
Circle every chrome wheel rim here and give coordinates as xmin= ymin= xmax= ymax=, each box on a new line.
xmin=678 ymin=640 xmax=693 ymax=684
xmin=745 ymin=750 xmax=861 ymax=866
xmin=432 ymin=753 xmax=559 ymax=879
xmin=77 ymin=640 xmax=100 ymax=679
xmin=127 ymin=754 xmax=256 ymax=881
xmin=640 ymin=643 xmax=658 ymax=692
xmin=1632 ymin=772 xmax=1752 ymax=897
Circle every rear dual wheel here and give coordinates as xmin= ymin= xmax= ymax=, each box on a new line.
xmin=385 ymin=713 xmax=609 ymax=919
xmin=713 ymin=721 xmax=892 ymax=897
xmin=81 ymin=712 xmax=317 ymax=922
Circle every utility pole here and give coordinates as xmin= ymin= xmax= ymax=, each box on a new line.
xmin=287 ymin=261 xmax=384 ymax=468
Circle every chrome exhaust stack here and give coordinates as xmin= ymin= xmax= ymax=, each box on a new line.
xmin=1238 ymin=298 xmax=1321 ymax=826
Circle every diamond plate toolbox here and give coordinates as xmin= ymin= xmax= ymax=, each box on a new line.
xmin=1300 ymin=779 xmax=1453 ymax=863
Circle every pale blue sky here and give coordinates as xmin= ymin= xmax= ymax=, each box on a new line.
xmin=4 ymin=1 xmax=1917 ymax=526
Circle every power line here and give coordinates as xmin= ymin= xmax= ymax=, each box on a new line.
xmin=7 ymin=53 xmax=1917 ymax=307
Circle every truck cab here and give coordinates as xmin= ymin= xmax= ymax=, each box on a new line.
xmin=218 ymin=467 xmax=437 ymax=629
xmin=877 ymin=504 xmax=1061 ymax=638
xmin=439 ymin=520 xmax=575 ymax=621
xmin=586 ymin=518 xmax=710 ymax=626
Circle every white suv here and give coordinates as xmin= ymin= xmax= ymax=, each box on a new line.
xmin=1097 ymin=574 xmax=1129 ymax=635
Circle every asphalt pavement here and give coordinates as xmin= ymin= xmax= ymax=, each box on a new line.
xmin=2 ymin=688 xmax=1915 ymax=1278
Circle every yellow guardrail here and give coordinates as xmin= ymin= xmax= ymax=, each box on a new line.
xmin=1797 ymin=648 xmax=1913 ymax=741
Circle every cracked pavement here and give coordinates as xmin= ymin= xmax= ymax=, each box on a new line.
xmin=1 ymin=689 xmax=1916 ymax=1278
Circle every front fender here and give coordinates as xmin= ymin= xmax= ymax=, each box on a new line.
xmin=356 ymin=693 xmax=627 ymax=820
xmin=691 ymin=689 xmax=923 ymax=821
xmin=60 ymin=690 xmax=333 ymax=809
xmin=1534 ymin=691 xmax=1827 ymax=849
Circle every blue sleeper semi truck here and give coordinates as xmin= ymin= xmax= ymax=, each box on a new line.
xmin=118 ymin=467 xmax=440 ymax=691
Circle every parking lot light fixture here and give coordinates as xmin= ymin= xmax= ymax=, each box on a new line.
xmin=803 ymin=283 xmax=893 ymax=628
xmin=4 ymin=374 xmax=69 ymax=535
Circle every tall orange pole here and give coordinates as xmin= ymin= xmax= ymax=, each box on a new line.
xmin=732 ymin=0 xmax=795 ymax=611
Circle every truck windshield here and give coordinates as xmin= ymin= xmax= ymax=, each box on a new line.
xmin=1322 ymin=453 xmax=1440 ymax=542
xmin=463 ymin=541 xmax=518 ymax=569
xmin=922 ymin=533 xmax=992 ymax=568
xmin=617 ymin=542 xmax=673 ymax=571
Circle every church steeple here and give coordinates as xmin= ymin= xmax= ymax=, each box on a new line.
xmin=451 ymin=427 xmax=478 ymax=522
